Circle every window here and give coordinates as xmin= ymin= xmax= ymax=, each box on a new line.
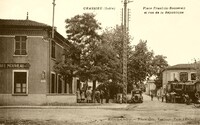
xmin=51 ymin=73 xmax=57 ymax=93
xmin=51 ymin=41 xmax=55 ymax=58
xmin=15 ymin=36 xmax=27 ymax=55
xmin=50 ymin=73 xmax=74 ymax=94
xmin=170 ymin=72 xmax=178 ymax=81
xmin=191 ymin=73 xmax=196 ymax=80
xmin=180 ymin=72 xmax=188 ymax=82
xmin=13 ymin=71 xmax=28 ymax=94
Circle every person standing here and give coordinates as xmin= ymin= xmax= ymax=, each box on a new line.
xmin=100 ymin=90 xmax=104 ymax=104
xmin=171 ymin=91 xmax=176 ymax=103
xmin=161 ymin=93 xmax=164 ymax=102
xmin=95 ymin=89 xmax=100 ymax=103
xmin=151 ymin=93 xmax=154 ymax=101
xmin=76 ymin=89 xmax=81 ymax=103
xmin=157 ymin=91 xmax=160 ymax=101
xmin=81 ymin=89 xmax=85 ymax=103
xmin=86 ymin=87 xmax=92 ymax=103
xmin=105 ymin=88 xmax=110 ymax=103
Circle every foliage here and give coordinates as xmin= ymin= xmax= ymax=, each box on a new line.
xmin=152 ymin=55 xmax=168 ymax=89
xmin=127 ymin=40 xmax=154 ymax=92
xmin=55 ymin=13 xmax=122 ymax=87
xmin=127 ymin=40 xmax=168 ymax=91
xmin=55 ymin=13 xmax=169 ymax=95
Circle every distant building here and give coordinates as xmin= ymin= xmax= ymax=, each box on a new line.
xmin=162 ymin=64 xmax=197 ymax=89
xmin=0 ymin=19 xmax=78 ymax=105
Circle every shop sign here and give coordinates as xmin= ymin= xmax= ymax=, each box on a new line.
xmin=0 ymin=63 xmax=30 ymax=69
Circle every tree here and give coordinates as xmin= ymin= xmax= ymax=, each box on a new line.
xmin=152 ymin=55 xmax=168 ymax=89
xmin=55 ymin=13 xmax=123 ymax=91
xmin=127 ymin=40 xmax=154 ymax=92
xmin=54 ymin=13 xmax=102 ymax=85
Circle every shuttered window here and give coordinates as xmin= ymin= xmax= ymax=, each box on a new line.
xmin=15 ymin=36 xmax=27 ymax=55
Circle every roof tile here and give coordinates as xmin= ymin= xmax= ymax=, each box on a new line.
xmin=166 ymin=64 xmax=196 ymax=70
xmin=0 ymin=19 xmax=50 ymax=28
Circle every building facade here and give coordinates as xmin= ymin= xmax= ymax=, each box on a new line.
xmin=162 ymin=64 xmax=197 ymax=89
xmin=0 ymin=19 xmax=78 ymax=105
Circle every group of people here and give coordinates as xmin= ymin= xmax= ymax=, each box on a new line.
xmin=76 ymin=87 xmax=107 ymax=103
xmin=150 ymin=91 xmax=165 ymax=102
xmin=151 ymin=90 xmax=189 ymax=104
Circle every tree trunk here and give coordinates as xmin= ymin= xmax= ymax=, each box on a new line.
xmin=93 ymin=80 xmax=96 ymax=90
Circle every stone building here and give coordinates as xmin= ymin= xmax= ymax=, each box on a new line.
xmin=0 ymin=19 xmax=78 ymax=105
xmin=162 ymin=64 xmax=197 ymax=89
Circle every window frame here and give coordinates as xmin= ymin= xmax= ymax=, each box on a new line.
xmin=14 ymin=36 xmax=28 ymax=56
xmin=179 ymin=72 xmax=188 ymax=82
xmin=12 ymin=70 xmax=29 ymax=95
xmin=191 ymin=72 xmax=197 ymax=81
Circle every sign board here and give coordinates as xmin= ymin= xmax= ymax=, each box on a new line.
xmin=0 ymin=63 xmax=30 ymax=69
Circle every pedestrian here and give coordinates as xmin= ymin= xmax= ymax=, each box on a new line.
xmin=86 ymin=87 xmax=92 ymax=103
xmin=95 ymin=89 xmax=100 ymax=103
xmin=157 ymin=91 xmax=160 ymax=101
xmin=100 ymin=90 xmax=104 ymax=104
xmin=151 ymin=93 xmax=154 ymax=101
xmin=76 ymin=89 xmax=81 ymax=103
xmin=170 ymin=91 xmax=176 ymax=103
xmin=165 ymin=93 xmax=170 ymax=103
xmin=81 ymin=89 xmax=85 ymax=103
xmin=161 ymin=93 xmax=164 ymax=102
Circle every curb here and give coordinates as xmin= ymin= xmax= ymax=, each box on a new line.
xmin=0 ymin=104 xmax=129 ymax=109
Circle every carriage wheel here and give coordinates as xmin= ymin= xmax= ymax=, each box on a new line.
xmin=195 ymin=92 xmax=200 ymax=99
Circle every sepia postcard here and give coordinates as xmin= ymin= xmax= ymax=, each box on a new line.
xmin=0 ymin=0 xmax=200 ymax=125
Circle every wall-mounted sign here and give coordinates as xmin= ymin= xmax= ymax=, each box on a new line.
xmin=0 ymin=63 xmax=30 ymax=69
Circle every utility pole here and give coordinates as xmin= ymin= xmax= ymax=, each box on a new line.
xmin=122 ymin=0 xmax=132 ymax=102
xmin=123 ymin=0 xmax=128 ymax=102
xmin=49 ymin=0 xmax=56 ymax=93
xmin=52 ymin=0 xmax=56 ymax=39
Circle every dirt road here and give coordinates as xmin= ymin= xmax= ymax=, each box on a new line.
xmin=0 ymin=94 xmax=200 ymax=125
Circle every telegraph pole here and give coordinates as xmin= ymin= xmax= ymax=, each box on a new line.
xmin=52 ymin=0 xmax=56 ymax=39
xmin=122 ymin=0 xmax=132 ymax=102
xmin=49 ymin=0 xmax=56 ymax=93
xmin=123 ymin=0 xmax=128 ymax=101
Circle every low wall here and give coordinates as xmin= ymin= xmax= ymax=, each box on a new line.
xmin=46 ymin=94 xmax=76 ymax=104
xmin=0 ymin=94 xmax=76 ymax=105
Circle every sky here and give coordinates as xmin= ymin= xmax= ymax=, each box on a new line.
xmin=0 ymin=0 xmax=200 ymax=66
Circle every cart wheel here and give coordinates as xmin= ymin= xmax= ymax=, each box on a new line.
xmin=195 ymin=92 xmax=200 ymax=99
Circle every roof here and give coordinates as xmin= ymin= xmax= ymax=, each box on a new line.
xmin=0 ymin=19 xmax=70 ymax=46
xmin=165 ymin=64 xmax=196 ymax=70
xmin=0 ymin=19 xmax=51 ymax=28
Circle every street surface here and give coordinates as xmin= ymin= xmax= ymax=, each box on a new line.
xmin=0 ymin=94 xmax=200 ymax=125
